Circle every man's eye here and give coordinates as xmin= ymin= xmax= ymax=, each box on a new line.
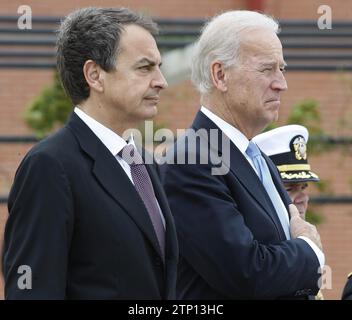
xmin=280 ymin=67 xmax=286 ymax=73
xmin=139 ymin=65 xmax=151 ymax=71
xmin=285 ymin=188 xmax=293 ymax=192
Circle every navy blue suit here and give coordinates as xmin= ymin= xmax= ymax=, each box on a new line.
xmin=3 ymin=113 xmax=178 ymax=299
xmin=342 ymin=275 xmax=352 ymax=300
xmin=161 ymin=111 xmax=320 ymax=299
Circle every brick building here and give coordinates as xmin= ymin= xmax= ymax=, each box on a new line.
xmin=0 ymin=0 xmax=351 ymax=299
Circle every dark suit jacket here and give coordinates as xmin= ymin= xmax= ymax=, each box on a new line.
xmin=2 ymin=112 xmax=178 ymax=299
xmin=342 ymin=275 xmax=352 ymax=300
xmin=161 ymin=110 xmax=321 ymax=299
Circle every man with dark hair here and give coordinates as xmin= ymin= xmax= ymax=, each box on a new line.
xmin=2 ymin=7 xmax=178 ymax=299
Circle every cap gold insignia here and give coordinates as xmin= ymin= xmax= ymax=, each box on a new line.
xmin=293 ymin=136 xmax=307 ymax=160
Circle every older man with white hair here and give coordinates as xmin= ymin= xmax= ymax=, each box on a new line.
xmin=162 ymin=10 xmax=324 ymax=299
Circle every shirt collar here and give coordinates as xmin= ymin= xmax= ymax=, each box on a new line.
xmin=74 ymin=107 xmax=134 ymax=156
xmin=200 ymin=105 xmax=250 ymax=155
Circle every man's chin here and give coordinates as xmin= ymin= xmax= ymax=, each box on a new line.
xmin=141 ymin=105 xmax=158 ymax=119
xmin=267 ymin=113 xmax=279 ymax=124
xmin=262 ymin=113 xmax=279 ymax=129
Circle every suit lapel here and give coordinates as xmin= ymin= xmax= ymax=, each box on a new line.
xmin=66 ymin=113 xmax=164 ymax=260
xmin=228 ymin=145 xmax=287 ymax=239
xmin=192 ymin=111 xmax=286 ymax=239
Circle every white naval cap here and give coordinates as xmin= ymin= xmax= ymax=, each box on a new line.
xmin=253 ymin=125 xmax=308 ymax=156
xmin=252 ymin=125 xmax=319 ymax=182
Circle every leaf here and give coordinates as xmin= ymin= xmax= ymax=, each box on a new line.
xmin=24 ymin=71 xmax=72 ymax=138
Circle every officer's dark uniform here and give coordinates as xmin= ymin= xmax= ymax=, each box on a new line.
xmin=342 ymin=272 xmax=352 ymax=300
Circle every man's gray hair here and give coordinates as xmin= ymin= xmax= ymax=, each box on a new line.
xmin=191 ymin=10 xmax=280 ymax=95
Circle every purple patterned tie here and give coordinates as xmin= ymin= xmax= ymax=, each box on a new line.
xmin=120 ymin=144 xmax=165 ymax=258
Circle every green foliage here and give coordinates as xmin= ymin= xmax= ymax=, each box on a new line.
xmin=24 ymin=72 xmax=72 ymax=138
xmin=263 ymin=122 xmax=277 ymax=132
xmin=305 ymin=207 xmax=324 ymax=225
xmin=315 ymin=180 xmax=333 ymax=195
xmin=286 ymin=99 xmax=322 ymax=135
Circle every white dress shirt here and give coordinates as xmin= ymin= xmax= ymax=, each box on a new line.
xmin=74 ymin=107 xmax=165 ymax=228
xmin=200 ymin=106 xmax=324 ymax=268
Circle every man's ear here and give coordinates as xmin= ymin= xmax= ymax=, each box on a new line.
xmin=210 ymin=61 xmax=227 ymax=92
xmin=83 ymin=60 xmax=104 ymax=93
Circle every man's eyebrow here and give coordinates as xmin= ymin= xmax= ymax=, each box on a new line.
xmin=259 ymin=60 xmax=287 ymax=68
xmin=135 ymin=58 xmax=162 ymax=67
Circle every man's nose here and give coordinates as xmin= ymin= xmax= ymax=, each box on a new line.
xmin=152 ymin=69 xmax=168 ymax=90
xmin=296 ymin=191 xmax=309 ymax=203
xmin=272 ymin=71 xmax=288 ymax=91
